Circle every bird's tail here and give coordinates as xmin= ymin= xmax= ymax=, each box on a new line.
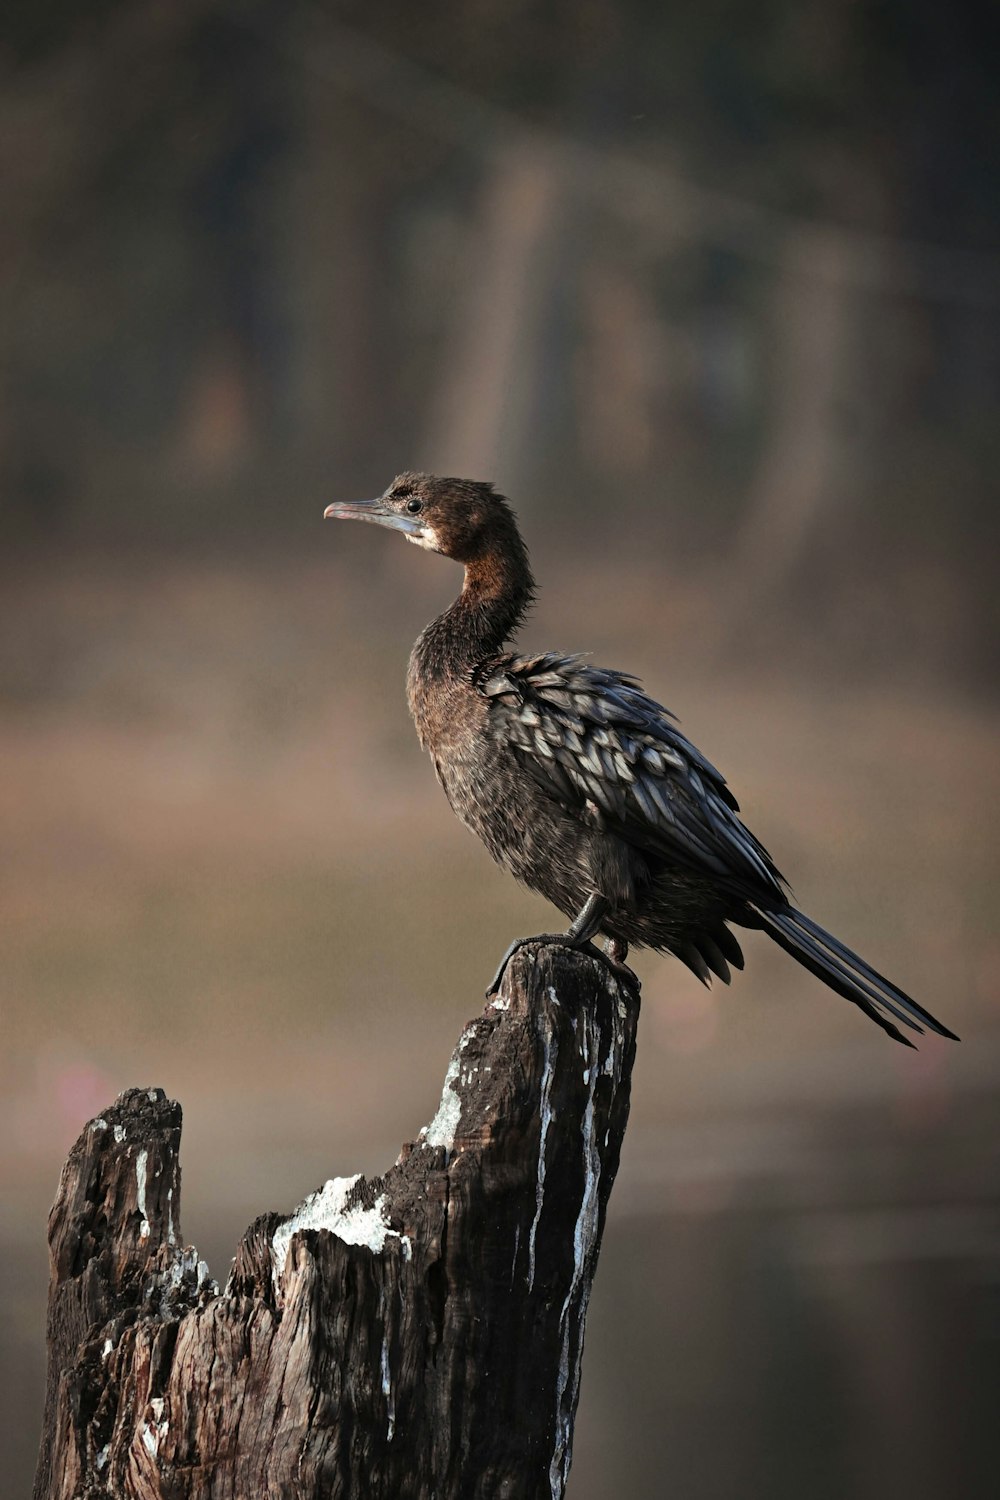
xmin=753 ymin=905 xmax=959 ymax=1047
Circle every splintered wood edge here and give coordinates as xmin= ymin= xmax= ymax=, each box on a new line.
xmin=48 ymin=946 xmax=639 ymax=1314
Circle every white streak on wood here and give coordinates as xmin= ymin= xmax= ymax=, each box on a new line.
xmin=135 ymin=1149 xmax=150 ymax=1239
xmin=381 ymin=1332 xmax=395 ymax=1442
xmin=527 ymin=1019 xmax=558 ymax=1292
xmin=549 ymin=977 xmax=626 ymax=1499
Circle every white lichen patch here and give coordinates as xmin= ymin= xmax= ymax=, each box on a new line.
xmin=162 ymin=1248 xmax=197 ymax=1293
xmin=490 ymin=993 xmax=511 ymax=1011
xmin=420 ymin=1027 xmax=478 ymax=1152
xmin=271 ymin=1176 xmax=410 ymax=1295
xmin=135 ymin=1149 xmax=150 ymax=1240
xmin=114 ymin=1124 xmax=126 ymax=1144
xmin=147 ymin=1244 xmax=217 ymax=1312
xmin=141 ymin=1396 xmax=168 ymax=1459
xmin=96 ymin=1444 xmax=110 ymax=1471
xmin=422 ymin=1055 xmax=463 ymax=1148
xmin=102 ymin=1337 xmax=114 ymax=1359
xmin=91 ymin=1118 xmax=107 ymax=1131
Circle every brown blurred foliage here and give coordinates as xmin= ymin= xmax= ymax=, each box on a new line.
xmin=2 ymin=0 xmax=999 ymax=675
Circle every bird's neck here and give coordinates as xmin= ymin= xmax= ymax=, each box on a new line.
xmin=408 ymin=547 xmax=535 ymax=721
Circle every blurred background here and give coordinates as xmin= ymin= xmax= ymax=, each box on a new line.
xmin=2 ymin=1 xmax=999 ymax=1494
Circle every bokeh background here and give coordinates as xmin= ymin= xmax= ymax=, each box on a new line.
xmin=3 ymin=2 xmax=999 ymax=1494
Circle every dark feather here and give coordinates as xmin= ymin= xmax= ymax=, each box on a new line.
xmin=712 ymin=923 xmax=746 ymax=970
xmin=762 ymin=908 xmax=958 ymax=1041
xmin=483 ymin=652 xmax=786 ymax=904
xmin=757 ymin=910 xmax=915 ymax=1047
xmin=385 ymin=475 xmax=956 ymax=1049
xmin=698 ymin=936 xmax=732 ymax=985
xmin=677 ymin=943 xmax=712 ymax=987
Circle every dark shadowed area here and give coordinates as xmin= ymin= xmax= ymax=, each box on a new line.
xmin=3 ymin=3 xmax=998 ymax=1495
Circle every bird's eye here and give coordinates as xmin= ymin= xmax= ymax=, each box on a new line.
xmin=405 ymin=498 xmax=422 ymax=514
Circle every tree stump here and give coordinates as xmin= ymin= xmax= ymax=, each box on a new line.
xmin=33 ymin=944 xmax=640 ymax=1500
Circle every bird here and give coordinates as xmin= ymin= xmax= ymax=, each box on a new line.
xmin=324 ymin=473 xmax=957 ymax=1048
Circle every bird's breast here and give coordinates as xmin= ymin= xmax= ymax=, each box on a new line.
xmin=406 ymin=659 xmax=600 ymax=916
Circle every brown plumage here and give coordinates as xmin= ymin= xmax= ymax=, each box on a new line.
xmin=325 ymin=473 xmax=958 ymax=1047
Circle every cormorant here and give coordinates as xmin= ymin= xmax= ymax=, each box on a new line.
xmin=325 ymin=474 xmax=957 ymax=1047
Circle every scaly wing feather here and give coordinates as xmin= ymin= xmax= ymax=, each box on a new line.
xmin=477 ymin=652 xmax=786 ymax=905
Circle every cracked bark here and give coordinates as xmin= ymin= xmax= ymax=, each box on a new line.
xmin=33 ymin=944 xmax=639 ymax=1500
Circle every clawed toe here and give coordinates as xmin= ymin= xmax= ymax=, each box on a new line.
xmin=486 ymin=933 xmax=563 ymax=997
xmin=602 ymin=937 xmax=640 ymax=993
xmin=487 ymin=930 xmax=639 ymax=999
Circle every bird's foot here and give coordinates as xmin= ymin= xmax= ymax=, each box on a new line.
xmin=486 ymin=933 xmax=639 ymax=1000
xmin=486 ymin=933 xmax=586 ymax=998
xmin=603 ymin=936 xmax=640 ymax=992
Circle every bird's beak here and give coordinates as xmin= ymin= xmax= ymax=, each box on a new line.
xmin=323 ymin=498 xmax=422 ymax=536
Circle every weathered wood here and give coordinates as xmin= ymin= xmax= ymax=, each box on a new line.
xmin=34 ymin=944 xmax=639 ymax=1500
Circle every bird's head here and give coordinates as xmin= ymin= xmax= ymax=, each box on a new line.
xmin=324 ymin=473 xmax=520 ymax=565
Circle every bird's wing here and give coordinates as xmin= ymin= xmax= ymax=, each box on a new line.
xmin=477 ymin=651 xmax=786 ymax=902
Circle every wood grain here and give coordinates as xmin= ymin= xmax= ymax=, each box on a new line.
xmin=34 ymin=943 xmax=639 ymax=1500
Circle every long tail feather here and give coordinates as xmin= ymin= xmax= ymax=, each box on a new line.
xmin=713 ymin=922 xmax=745 ymax=970
xmin=676 ymin=942 xmax=712 ymax=987
xmin=698 ymin=936 xmax=732 ymax=985
xmin=754 ymin=905 xmax=959 ymax=1046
